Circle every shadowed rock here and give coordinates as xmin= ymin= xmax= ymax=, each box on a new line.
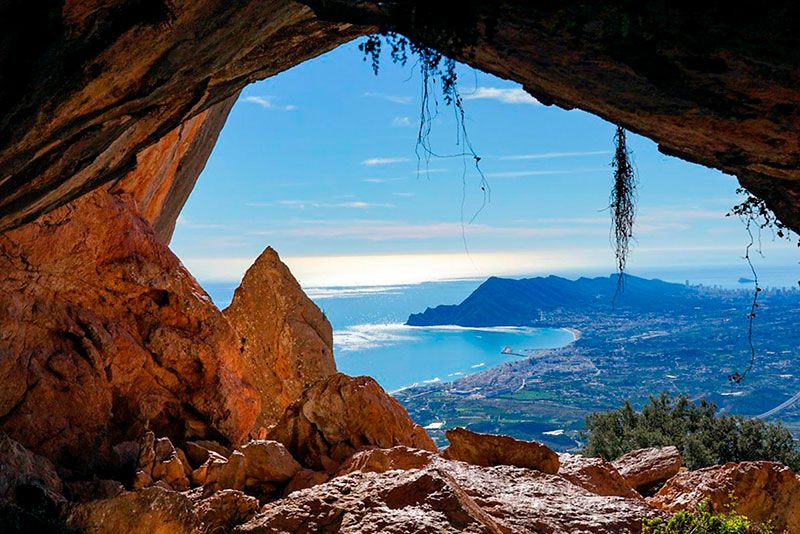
xmin=612 ymin=446 xmax=682 ymax=494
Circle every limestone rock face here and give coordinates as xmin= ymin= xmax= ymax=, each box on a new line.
xmin=442 ymin=427 xmax=560 ymax=474
xmin=4 ymin=4 xmax=800 ymax=236
xmin=558 ymin=453 xmax=641 ymax=499
xmin=649 ymin=461 xmax=800 ymax=533
xmin=111 ymin=94 xmax=238 ymax=244
xmin=0 ymin=188 xmax=259 ymax=469
xmin=236 ymin=457 xmax=660 ymax=533
xmin=225 ymin=247 xmax=336 ymax=428
xmin=268 ymin=373 xmax=436 ymax=473
xmin=338 ymin=446 xmax=436 ymax=475
xmin=0 ymin=0 xmax=365 ymax=232
xmin=612 ymin=446 xmax=683 ymax=494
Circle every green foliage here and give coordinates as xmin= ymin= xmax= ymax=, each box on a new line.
xmin=583 ymin=393 xmax=800 ymax=471
xmin=642 ymin=500 xmax=773 ymax=534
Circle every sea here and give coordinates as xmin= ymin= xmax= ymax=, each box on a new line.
xmin=202 ymin=264 xmax=799 ymax=393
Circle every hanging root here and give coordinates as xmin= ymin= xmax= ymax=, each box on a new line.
xmin=360 ymin=32 xmax=490 ymax=259
xmin=610 ymin=126 xmax=637 ymax=297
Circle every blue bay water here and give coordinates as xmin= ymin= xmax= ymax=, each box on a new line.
xmin=202 ymin=279 xmax=574 ymax=391
xmin=200 ymin=264 xmax=798 ymax=392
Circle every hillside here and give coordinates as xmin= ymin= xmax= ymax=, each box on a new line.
xmin=407 ymin=274 xmax=698 ymax=326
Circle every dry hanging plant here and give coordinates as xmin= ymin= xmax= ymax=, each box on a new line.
xmin=610 ymin=126 xmax=637 ymax=298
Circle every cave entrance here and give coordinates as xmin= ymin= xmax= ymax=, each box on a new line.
xmin=169 ymin=39 xmax=800 ymax=449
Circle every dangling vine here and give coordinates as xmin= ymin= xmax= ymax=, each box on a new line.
xmin=359 ymin=33 xmax=490 ymax=254
xmin=610 ymin=126 xmax=637 ymax=298
xmin=726 ymin=188 xmax=799 ymax=383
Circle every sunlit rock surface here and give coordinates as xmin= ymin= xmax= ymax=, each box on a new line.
xmin=442 ymin=427 xmax=560 ymax=474
xmin=237 ymin=456 xmax=660 ymax=533
xmin=649 ymin=461 xmax=800 ymax=533
xmin=558 ymin=453 xmax=641 ymax=499
xmin=225 ymin=246 xmax=336 ymax=429
xmin=268 ymin=373 xmax=437 ymax=473
xmin=0 ymin=188 xmax=259 ymax=469
xmin=612 ymin=446 xmax=683 ymax=494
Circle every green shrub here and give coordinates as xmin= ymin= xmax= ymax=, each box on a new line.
xmin=582 ymin=393 xmax=800 ymax=471
xmin=642 ymin=500 xmax=773 ymax=534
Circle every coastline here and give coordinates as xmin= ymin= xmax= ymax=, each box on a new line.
xmin=564 ymin=327 xmax=582 ymax=342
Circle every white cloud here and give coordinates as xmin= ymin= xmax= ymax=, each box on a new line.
xmin=250 ymin=219 xmax=606 ymax=241
xmin=391 ymin=116 xmax=412 ymax=127
xmin=363 ymin=177 xmax=405 ymax=183
xmin=364 ymin=92 xmax=412 ymax=104
xmin=262 ymin=200 xmax=395 ymax=210
xmin=180 ymin=250 xmax=610 ymax=286
xmin=362 ymin=157 xmax=409 ymax=166
xmin=242 ymin=95 xmax=296 ymax=111
xmin=499 ymin=150 xmax=610 ymax=161
xmin=462 ymin=87 xmax=540 ymax=105
xmin=486 ymin=168 xmax=605 ymax=178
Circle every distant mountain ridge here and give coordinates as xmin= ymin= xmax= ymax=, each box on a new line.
xmin=406 ymin=274 xmax=698 ymax=327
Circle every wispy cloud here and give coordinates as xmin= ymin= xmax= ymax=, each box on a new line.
xmin=253 ymin=200 xmax=396 ymax=210
xmin=363 ymin=177 xmax=405 ymax=183
xmin=462 ymin=87 xmax=539 ymax=105
xmin=391 ymin=116 xmax=412 ymax=127
xmin=486 ymin=168 xmax=605 ymax=178
xmin=499 ymin=150 xmax=610 ymax=161
xmin=242 ymin=95 xmax=297 ymax=111
xmin=250 ymin=219 xmax=606 ymax=241
xmin=364 ymin=92 xmax=412 ymax=104
xmin=362 ymin=157 xmax=409 ymax=166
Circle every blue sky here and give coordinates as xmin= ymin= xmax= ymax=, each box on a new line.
xmin=171 ymin=39 xmax=798 ymax=287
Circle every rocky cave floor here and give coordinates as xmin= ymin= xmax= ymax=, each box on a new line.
xmin=3 ymin=415 xmax=799 ymax=533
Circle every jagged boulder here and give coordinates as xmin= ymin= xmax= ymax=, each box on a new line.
xmin=558 ymin=453 xmax=641 ymax=499
xmin=224 ymin=246 xmax=336 ymax=429
xmin=612 ymin=446 xmax=682 ymax=494
xmin=133 ymin=432 xmax=191 ymax=491
xmin=195 ymin=440 xmax=301 ymax=494
xmin=442 ymin=427 xmax=560 ymax=474
xmin=268 ymin=373 xmax=436 ymax=473
xmin=0 ymin=188 xmax=259 ymax=470
xmin=193 ymin=489 xmax=260 ymax=533
xmin=649 ymin=461 xmax=800 ymax=533
xmin=338 ymin=446 xmax=435 ymax=476
xmin=240 ymin=440 xmax=302 ymax=484
xmin=236 ymin=457 xmax=660 ymax=533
